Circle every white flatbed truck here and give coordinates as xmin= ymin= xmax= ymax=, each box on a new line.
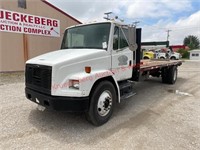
xmin=25 ymin=21 xmax=182 ymax=126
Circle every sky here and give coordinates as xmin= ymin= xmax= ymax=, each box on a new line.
xmin=47 ymin=0 xmax=200 ymax=45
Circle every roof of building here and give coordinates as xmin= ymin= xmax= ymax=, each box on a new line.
xmin=189 ymin=49 xmax=200 ymax=52
xmin=42 ymin=0 xmax=82 ymax=24
xmin=170 ymin=45 xmax=186 ymax=48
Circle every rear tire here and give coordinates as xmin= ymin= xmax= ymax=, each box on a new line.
xmin=168 ymin=66 xmax=177 ymax=84
xmin=162 ymin=66 xmax=177 ymax=84
xmin=170 ymin=57 xmax=176 ymax=60
xmin=162 ymin=68 xmax=168 ymax=83
xmin=86 ymin=81 xmax=116 ymax=126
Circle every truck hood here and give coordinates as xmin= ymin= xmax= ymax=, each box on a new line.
xmin=26 ymin=49 xmax=108 ymax=66
xmin=172 ymin=52 xmax=180 ymax=56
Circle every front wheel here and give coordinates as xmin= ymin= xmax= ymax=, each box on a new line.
xmin=143 ymin=56 xmax=149 ymax=59
xmin=86 ymin=81 xmax=117 ymax=126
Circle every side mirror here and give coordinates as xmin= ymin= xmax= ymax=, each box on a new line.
xmin=128 ymin=26 xmax=137 ymax=51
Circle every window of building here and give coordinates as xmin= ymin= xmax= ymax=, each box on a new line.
xmin=18 ymin=0 xmax=26 ymax=9
xmin=192 ymin=53 xmax=200 ymax=57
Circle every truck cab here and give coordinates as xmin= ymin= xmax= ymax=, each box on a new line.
xmin=25 ymin=21 xmax=138 ymax=125
xmin=25 ymin=20 xmax=181 ymax=126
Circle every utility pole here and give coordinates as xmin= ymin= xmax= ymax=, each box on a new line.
xmin=166 ymin=29 xmax=172 ymax=41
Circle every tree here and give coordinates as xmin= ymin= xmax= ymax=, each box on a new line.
xmin=177 ymin=48 xmax=189 ymax=59
xmin=183 ymin=35 xmax=200 ymax=50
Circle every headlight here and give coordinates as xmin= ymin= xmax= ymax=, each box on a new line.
xmin=69 ymin=80 xmax=79 ymax=89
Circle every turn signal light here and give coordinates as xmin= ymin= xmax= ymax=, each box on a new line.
xmin=85 ymin=66 xmax=91 ymax=73
xmin=69 ymin=80 xmax=79 ymax=89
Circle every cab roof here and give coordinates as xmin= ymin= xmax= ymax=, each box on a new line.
xmin=65 ymin=20 xmax=130 ymax=30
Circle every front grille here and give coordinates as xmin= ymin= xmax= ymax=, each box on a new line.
xmin=25 ymin=64 xmax=52 ymax=94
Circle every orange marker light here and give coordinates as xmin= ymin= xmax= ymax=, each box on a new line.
xmin=85 ymin=66 xmax=91 ymax=73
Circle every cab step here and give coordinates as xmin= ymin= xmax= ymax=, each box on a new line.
xmin=119 ymin=81 xmax=136 ymax=100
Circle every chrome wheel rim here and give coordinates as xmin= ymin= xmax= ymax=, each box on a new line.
xmin=97 ymin=90 xmax=112 ymax=117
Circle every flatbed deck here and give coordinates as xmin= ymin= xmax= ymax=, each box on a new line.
xmin=140 ymin=59 xmax=183 ymax=71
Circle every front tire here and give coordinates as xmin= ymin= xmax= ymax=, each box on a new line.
xmin=143 ymin=56 xmax=149 ymax=59
xmin=86 ymin=81 xmax=116 ymax=126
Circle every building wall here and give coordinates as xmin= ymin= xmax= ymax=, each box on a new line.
xmin=0 ymin=0 xmax=80 ymax=72
xmin=190 ymin=50 xmax=200 ymax=60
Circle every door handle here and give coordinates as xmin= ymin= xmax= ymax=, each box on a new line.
xmin=129 ymin=60 xmax=132 ymax=66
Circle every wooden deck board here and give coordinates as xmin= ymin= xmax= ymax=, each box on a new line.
xmin=140 ymin=59 xmax=182 ymax=69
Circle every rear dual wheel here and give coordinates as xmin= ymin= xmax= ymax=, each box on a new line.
xmin=162 ymin=66 xmax=177 ymax=84
xmin=170 ymin=57 xmax=176 ymax=60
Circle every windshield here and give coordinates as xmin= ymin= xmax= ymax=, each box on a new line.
xmin=61 ymin=23 xmax=111 ymax=50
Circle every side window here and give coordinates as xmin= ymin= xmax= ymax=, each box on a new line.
xmin=120 ymin=28 xmax=129 ymax=49
xmin=113 ymin=26 xmax=129 ymax=50
xmin=18 ymin=0 xmax=27 ymax=9
xmin=122 ymin=28 xmax=129 ymax=42
xmin=113 ymin=26 xmax=119 ymax=50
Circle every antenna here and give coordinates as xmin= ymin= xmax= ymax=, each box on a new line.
xmin=104 ymin=12 xmax=112 ymax=20
xmin=132 ymin=21 xmax=140 ymax=27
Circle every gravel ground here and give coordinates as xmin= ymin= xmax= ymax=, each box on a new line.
xmin=0 ymin=60 xmax=200 ymax=150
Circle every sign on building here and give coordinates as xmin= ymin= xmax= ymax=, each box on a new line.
xmin=0 ymin=9 xmax=60 ymax=37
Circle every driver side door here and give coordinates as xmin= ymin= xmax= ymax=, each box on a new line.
xmin=111 ymin=25 xmax=134 ymax=81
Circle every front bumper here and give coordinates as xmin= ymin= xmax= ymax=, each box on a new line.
xmin=25 ymin=88 xmax=89 ymax=112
